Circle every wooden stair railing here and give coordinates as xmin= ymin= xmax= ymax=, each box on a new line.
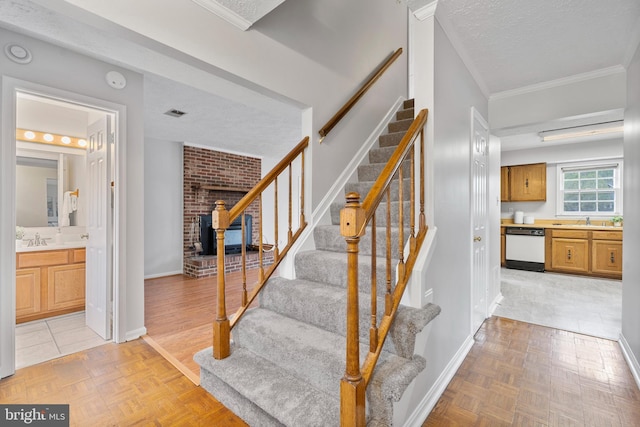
xmin=340 ymin=109 xmax=429 ymax=426
xmin=212 ymin=136 xmax=309 ymax=359
xmin=319 ymin=48 xmax=403 ymax=142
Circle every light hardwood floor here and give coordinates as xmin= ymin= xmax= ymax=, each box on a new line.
xmin=3 ymin=273 xmax=638 ymax=426
xmin=424 ymin=316 xmax=640 ymax=426
xmin=144 ymin=270 xmax=259 ymax=384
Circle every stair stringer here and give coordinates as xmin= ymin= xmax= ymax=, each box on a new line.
xmin=276 ymin=97 xmax=405 ymax=280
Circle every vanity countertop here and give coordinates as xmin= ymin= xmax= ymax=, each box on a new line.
xmin=16 ymin=241 xmax=86 ymax=253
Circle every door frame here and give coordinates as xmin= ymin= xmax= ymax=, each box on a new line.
xmin=0 ymin=77 xmax=126 ymax=378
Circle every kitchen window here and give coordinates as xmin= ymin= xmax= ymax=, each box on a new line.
xmin=556 ymin=159 xmax=623 ymax=216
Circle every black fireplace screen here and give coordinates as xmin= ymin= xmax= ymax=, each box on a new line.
xmin=199 ymin=214 xmax=252 ymax=255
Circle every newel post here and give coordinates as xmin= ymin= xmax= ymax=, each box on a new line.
xmin=212 ymin=200 xmax=230 ymax=359
xmin=340 ymin=192 xmax=366 ymax=426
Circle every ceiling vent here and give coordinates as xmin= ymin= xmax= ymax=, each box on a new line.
xmin=164 ymin=109 xmax=187 ymax=118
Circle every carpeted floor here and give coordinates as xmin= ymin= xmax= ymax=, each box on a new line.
xmin=494 ymin=268 xmax=622 ymax=340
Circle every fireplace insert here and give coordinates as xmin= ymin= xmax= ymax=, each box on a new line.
xmin=199 ymin=214 xmax=252 ymax=255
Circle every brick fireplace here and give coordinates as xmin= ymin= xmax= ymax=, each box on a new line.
xmin=183 ymin=146 xmax=273 ymax=278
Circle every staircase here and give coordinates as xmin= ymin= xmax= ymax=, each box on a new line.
xmin=196 ymin=99 xmax=440 ymax=426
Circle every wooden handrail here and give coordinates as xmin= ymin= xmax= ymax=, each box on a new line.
xmin=340 ymin=108 xmax=429 ymax=425
xmin=212 ymin=136 xmax=309 ymax=360
xmin=318 ymin=48 xmax=403 ymax=142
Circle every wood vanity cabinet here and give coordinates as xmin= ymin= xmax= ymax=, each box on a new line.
xmin=16 ymin=248 xmax=86 ymax=323
xmin=549 ymin=229 xmax=590 ymax=274
xmin=591 ymin=231 xmax=623 ymax=279
xmin=501 ymin=163 xmax=547 ymax=202
xmin=547 ymin=229 xmax=622 ymax=279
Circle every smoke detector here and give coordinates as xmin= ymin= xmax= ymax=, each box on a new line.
xmin=4 ymin=43 xmax=32 ymax=64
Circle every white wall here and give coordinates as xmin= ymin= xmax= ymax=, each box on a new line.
xmin=621 ymin=41 xmax=640 ymax=384
xmin=398 ymin=18 xmax=489 ymax=423
xmin=50 ymin=0 xmax=409 ymax=210
xmin=144 ymin=138 xmax=183 ymax=278
xmin=0 ymin=27 xmax=145 ymax=377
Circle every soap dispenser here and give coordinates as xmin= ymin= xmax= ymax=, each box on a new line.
xmin=55 ymin=228 xmax=63 ymax=245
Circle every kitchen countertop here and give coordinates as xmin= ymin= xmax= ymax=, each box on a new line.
xmin=501 ymin=221 xmax=623 ymax=231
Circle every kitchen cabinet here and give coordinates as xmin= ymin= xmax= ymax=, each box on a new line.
xmin=591 ymin=231 xmax=622 ymax=279
xmin=501 ymin=163 xmax=547 ymax=202
xmin=547 ymin=228 xmax=622 ymax=279
xmin=549 ymin=230 xmax=589 ymax=274
xmin=16 ymin=248 xmax=85 ymax=323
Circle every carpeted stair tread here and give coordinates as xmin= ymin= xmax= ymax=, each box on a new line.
xmin=295 ymin=249 xmax=397 ymax=293
xmin=388 ymin=117 xmax=413 ymax=133
xmin=379 ymin=131 xmax=406 ymax=148
xmin=313 ymin=224 xmax=408 ymax=256
xmin=260 ymin=276 xmax=441 ymax=359
xmin=345 ymin=178 xmax=412 ymax=203
xmin=195 ymin=346 xmax=339 ymax=427
xmin=330 ymin=200 xmax=412 ymax=226
xmin=358 ymin=160 xmax=411 ymax=182
xmin=231 ymin=307 xmax=428 ymax=420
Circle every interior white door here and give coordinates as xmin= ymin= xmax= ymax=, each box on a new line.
xmin=85 ymin=115 xmax=112 ymax=340
xmin=471 ymin=107 xmax=489 ymax=334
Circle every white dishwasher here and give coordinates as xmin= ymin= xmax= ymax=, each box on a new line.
xmin=505 ymin=227 xmax=545 ymax=272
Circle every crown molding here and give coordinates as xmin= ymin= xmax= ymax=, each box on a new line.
xmin=490 ymin=65 xmax=627 ymax=101
xmin=413 ymin=0 xmax=438 ymax=21
xmin=190 ymin=0 xmax=253 ymax=31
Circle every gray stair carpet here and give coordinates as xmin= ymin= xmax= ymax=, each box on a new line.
xmin=196 ymin=99 xmax=441 ymax=426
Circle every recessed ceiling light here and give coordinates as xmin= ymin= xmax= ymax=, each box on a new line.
xmin=164 ymin=109 xmax=187 ymax=118
xmin=4 ymin=43 xmax=32 ymax=64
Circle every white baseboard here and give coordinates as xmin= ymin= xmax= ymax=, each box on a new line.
xmin=144 ymin=270 xmax=183 ymax=280
xmin=125 ymin=327 xmax=147 ymax=342
xmin=403 ymin=334 xmax=475 ymax=427
xmin=619 ymin=332 xmax=640 ymax=389
xmin=488 ymin=292 xmax=503 ymax=316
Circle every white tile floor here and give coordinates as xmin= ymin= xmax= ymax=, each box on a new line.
xmin=494 ymin=267 xmax=622 ymax=340
xmin=15 ymin=312 xmax=109 ymax=369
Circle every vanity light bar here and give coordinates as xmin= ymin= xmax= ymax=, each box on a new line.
xmin=16 ymin=128 xmax=88 ymax=149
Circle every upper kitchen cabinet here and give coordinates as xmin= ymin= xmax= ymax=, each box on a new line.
xmin=501 ymin=162 xmax=547 ymax=202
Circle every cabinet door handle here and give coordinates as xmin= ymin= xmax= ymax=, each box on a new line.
xmin=474 ymin=236 xmax=482 ymax=242
xmin=610 ymin=252 xmax=615 ymax=263
xmin=525 ymin=178 xmax=529 ymax=188
xmin=567 ymin=249 xmax=571 ymax=260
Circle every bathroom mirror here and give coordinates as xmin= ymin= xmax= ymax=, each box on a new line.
xmin=16 ymin=145 xmax=86 ymax=227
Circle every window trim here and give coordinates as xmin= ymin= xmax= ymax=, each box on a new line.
xmin=555 ymin=158 xmax=623 ymax=218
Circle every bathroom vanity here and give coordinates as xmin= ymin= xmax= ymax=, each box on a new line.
xmin=16 ymin=244 xmax=86 ymax=323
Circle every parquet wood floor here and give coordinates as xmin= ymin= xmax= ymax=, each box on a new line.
xmin=144 ymin=270 xmax=260 ymax=384
xmin=424 ymin=316 xmax=640 ymax=426
xmin=0 ymin=339 xmax=247 ymax=426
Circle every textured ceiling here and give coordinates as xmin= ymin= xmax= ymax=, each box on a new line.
xmin=435 ymin=0 xmax=640 ymax=94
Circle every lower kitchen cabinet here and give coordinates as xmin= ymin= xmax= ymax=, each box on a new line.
xmin=591 ymin=231 xmax=623 ymax=279
xmin=16 ymin=248 xmax=86 ymax=323
xmin=550 ymin=236 xmax=590 ymax=274
xmin=547 ymin=229 xmax=622 ymax=279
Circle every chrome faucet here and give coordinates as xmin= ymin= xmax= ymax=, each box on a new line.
xmin=27 ymin=233 xmax=47 ymax=247
xmin=586 ymin=216 xmax=591 ymax=226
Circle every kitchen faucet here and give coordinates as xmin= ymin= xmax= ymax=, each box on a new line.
xmin=586 ymin=216 xmax=591 ymax=226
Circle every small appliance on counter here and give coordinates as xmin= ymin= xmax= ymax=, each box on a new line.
xmin=523 ymin=215 xmax=535 ymax=224
xmin=514 ymin=210 xmax=524 ymax=224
